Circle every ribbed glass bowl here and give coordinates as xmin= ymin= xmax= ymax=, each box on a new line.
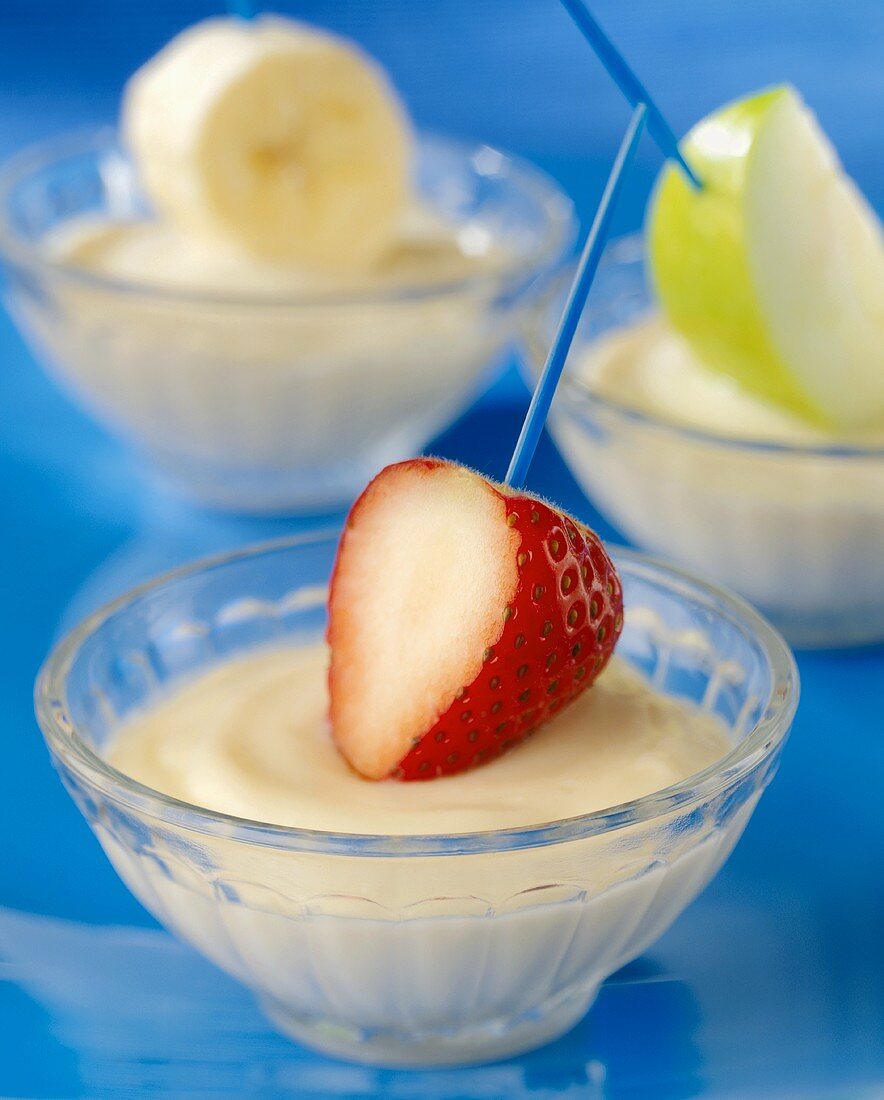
xmin=35 ymin=533 xmax=797 ymax=1067
xmin=0 ymin=129 xmax=574 ymax=514
xmin=522 ymin=236 xmax=884 ymax=648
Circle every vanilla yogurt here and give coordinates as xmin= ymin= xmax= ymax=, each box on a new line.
xmin=95 ymin=640 xmax=748 ymax=1064
xmin=16 ymin=198 xmax=510 ymax=513
xmin=547 ymin=315 xmax=884 ymax=646
xmin=107 ymin=643 xmax=731 ymax=833
xmin=49 ymin=204 xmax=502 ymax=298
xmin=577 ymin=317 xmax=883 ymax=445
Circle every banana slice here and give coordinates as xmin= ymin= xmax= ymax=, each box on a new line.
xmin=122 ymin=17 xmax=413 ymax=270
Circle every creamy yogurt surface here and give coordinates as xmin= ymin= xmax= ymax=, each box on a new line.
xmin=47 ymin=205 xmax=504 ymax=297
xmin=577 ymin=316 xmax=884 ymax=444
xmin=107 ymin=643 xmax=731 ymax=834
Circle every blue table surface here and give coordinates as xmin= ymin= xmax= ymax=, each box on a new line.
xmin=0 ymin=1 xmax=882 ymax=1096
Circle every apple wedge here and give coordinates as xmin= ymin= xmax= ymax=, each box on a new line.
xmin=744 ymin=91 xmax=884 ymax=428
xmin=649 ymin=85 xmax=884 ymax=428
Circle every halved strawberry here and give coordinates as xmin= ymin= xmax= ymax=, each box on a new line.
xmin=327 ymin=459 xmax=623 ymax=781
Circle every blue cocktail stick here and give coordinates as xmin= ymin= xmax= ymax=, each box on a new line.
xmin=558 ymin=0 xmax=701 ymax=190
xmin=505 ymin=103 xmax=648 ymax=488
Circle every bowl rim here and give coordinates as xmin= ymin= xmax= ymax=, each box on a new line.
xmin=0 ymin=126 xmax=576 ymax=310
xmin=35 ymin=530 xmax=799 ymax=858
xmin=527 ymin=234 xmax=884 ymax=459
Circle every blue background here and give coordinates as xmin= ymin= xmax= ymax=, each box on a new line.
xmin=0 ymin=1 xmax=882 ymax=1095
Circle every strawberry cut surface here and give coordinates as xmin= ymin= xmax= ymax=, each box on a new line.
xmin=327 ymin=459 xmax=623 ymax=781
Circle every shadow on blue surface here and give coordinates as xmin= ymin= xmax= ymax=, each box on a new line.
xmin=0 ymin=907 xmax=700 ymax=1099
xmin=2 ymin=885 xmax=882 ymax=1098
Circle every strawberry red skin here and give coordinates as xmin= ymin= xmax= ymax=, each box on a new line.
xmin=390 ymin=475 xmax=623 ymax=781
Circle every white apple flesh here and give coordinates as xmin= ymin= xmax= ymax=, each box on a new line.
xmin=745 ymin=91 xmax=884 ymax=429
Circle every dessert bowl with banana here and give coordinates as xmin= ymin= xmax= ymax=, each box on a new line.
xmin=0 ymin=17 xmax=574 ymax=513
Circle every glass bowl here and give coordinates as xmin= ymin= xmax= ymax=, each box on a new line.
xmin=522 ymin=237 xmax=884 ymax=648
xmin=0 ymin=129 xmax=574 ymax=514
xmin=35 ymin=533 xmax=797 ymax=1068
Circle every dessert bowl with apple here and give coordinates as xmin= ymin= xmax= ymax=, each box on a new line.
xmin=523 ymin=88 xmax=884 ymax=647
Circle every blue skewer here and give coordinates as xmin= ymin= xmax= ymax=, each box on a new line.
xmin=505 ymin=103 xmax=648 ymax=488
xmin=558 ymin=0 xmax=701 ymax=190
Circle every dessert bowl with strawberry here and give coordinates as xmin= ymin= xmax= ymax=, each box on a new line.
xmin=36 ymin=460 xmax=797 ymax=1066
